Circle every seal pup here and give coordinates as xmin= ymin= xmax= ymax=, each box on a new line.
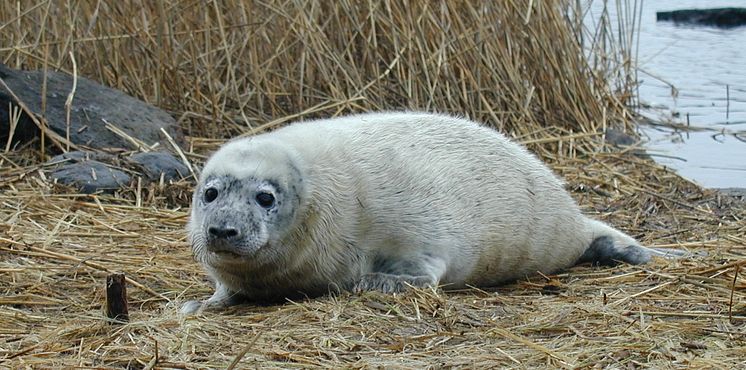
xmin=181 ymin=112 xmax=674 ymax=314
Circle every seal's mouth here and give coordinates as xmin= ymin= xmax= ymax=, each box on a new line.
xmin=206 ymin=240 xmax=247 ymax=258
xmin=206 ymin=249 xmax=253 ymax=265
xmin=211 ymin=250 xmax=243 ymax=258
xmin=205 ymin=240 xmax=266 ymax=261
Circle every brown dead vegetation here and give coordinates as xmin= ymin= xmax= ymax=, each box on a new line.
xmin=1 ymin=1 xmax=744 ymax=368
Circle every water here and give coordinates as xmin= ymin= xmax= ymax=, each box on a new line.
xmin=591 ymin=1 xmax=746 ymax=189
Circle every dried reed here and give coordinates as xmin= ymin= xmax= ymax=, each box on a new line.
xmin=1 ymin=0 xmax=744 ymax=368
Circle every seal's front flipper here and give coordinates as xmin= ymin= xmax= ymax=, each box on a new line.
xmin=352 ymin=272 xmax=435 ymax=293
xmin=353 ymin=253 xmax=447 ymax=293
xmin=180 ymin=282 xmax=246 ymax=314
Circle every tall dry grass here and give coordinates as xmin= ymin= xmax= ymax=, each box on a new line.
xmin=1 ymin=0 xmax=635 ymax=156
xmin=7 ymin=2 xmax=744 ymax=369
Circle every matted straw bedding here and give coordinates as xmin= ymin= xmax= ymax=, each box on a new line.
xmin=2 ymin=1 xmax=745 ymax=368
xmin=2 ymin=149 xmax=746 ymax=368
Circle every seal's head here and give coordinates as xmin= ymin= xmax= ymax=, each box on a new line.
xmin=188 ymin=137 xmax=307 ymax=269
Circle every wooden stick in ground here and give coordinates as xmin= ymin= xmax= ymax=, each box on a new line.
xmin=105 ymin=273 xmax=129 ymax=323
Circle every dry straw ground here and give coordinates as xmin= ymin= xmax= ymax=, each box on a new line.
xmin=1 ymin=1 xmax=745 ymax=368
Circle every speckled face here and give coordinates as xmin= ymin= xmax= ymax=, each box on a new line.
xmin=188 ymin=174 xmax=301 ymax=267
xmin=187 ymin=139 xmax=306 ymax=268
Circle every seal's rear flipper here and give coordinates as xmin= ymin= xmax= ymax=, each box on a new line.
xmin=577 ymin=236 xmax=650 ymax=266
xmin=644 ymin=246 xmax=699 ymax=259
xmin=577 ymin=235 xmax=692 ymax=266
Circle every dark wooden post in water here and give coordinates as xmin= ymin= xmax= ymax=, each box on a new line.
xmin=656 ymin=8 xmax=746 ymax=28
xmin=105 ymin=273 xmax=129 ymax=323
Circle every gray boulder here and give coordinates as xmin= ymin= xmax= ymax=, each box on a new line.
xmin=0 ymin=63 xmax=184 ymax=150
xmin=604 ymin=128 xmax=649 ymax=158
xmin=718 ymin=188 xmax=746 ymax=198
xmin=50 ymin=160 xmax=131 ymax=194
xmin=604 ymin=128 xmax=636 ymax=147
xmin=45 ymin=150 xmax=190 ymax=193
xmin=48 ymin=150 xmax=115 ymax=165
xmin=130 ymin=152 xmax=189 ymax=181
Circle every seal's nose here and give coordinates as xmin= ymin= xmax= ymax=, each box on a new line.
xmin=208 ymin=226 xmax=239 ymax=239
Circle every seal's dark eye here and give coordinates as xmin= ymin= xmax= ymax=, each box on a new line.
xmin=256 ymin=192 xmax=275 ymax=208
xmin=204 ymin=187 xmax=218 ymax=203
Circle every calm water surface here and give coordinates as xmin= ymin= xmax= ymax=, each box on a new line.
xmin=592 ymin=1 xmax=746 ymax=188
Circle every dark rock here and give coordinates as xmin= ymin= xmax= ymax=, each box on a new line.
xmin=604 ymin=128 xmax=649 ymax=158
xmin=717 ymin=188 xmax=746 ymax=198
xmin=657 ymin=8 xmax=746 ymax=28
xmin=47 ymin=150 xmax=115 ymax=166
xmin=604 ymin=128 xmax=636 ymax=147
xmin=43 ymin=150 xmax=190 ymax=192
xmin=50 ymin=160 xmax=131 ymax=194
xmin=0 ymin=63 xmax=184 ymax=149
xmin=129 ymin=152 xmax=189 ymax=181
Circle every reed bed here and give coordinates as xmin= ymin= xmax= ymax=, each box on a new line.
xmin=1 ymin=1 xmax=745 ymax=368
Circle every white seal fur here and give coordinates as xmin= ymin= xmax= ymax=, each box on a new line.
xmin=182 ymin=112 xmax=672 ymax=313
